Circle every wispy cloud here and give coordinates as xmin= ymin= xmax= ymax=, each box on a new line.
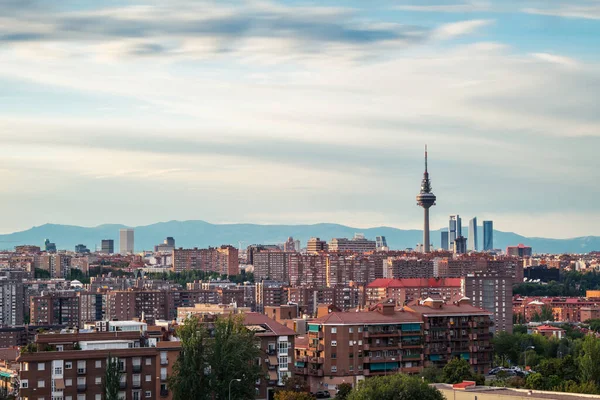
xmin=432 ymin=19 xmax=493 ymax=40
xmin=394 ymin=2 xmax=491 ymax=13
xmin=523 ymin=4 xmax=600 ymax=20
xmin=532 ymin=52 xmax=578 ymax=67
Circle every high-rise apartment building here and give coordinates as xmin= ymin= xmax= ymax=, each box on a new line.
xmin=440 ymin=231 xmax=449 ymax=251
xmin=449 ymin=215 xmax=461 ymax=249
xmin=328 ymin=234 xmax=376 ymax=253
xmin=172 ymin=246 xmax=238 ymax=275
xmin=283 ymin=237 xmax=296 ymax=252
xmin=39 ymin=254 xmax=71 ymax=278
xmin=0 ymin=278 xmax=25 ymax=326
xmin=506 ymin=244 xmax=532 ymax=257
xmin=120 ymin=229 xmax=135 ymax=254
xmin=306 ymin=238 xmax=327 ymax=253
xmin=483 ymin=221 xmax=494 ymax=251
xmin=468 ymin=217 xmax=478 ymax=251
xmin=101 ymin=239 xmax=114 ymax=254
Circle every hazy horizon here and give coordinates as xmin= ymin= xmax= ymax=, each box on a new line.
xmin=1 ymin=0 xmax=598 ymax=238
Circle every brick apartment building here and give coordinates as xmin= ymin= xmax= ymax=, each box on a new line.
xmin=404 ymin=297 xmax=494 ymax=375
xmin=513 ymin=296 xmax=600 ymax=323
xmin=17 ymin=330 xmax=180 ymax=400
xmin=366 ymin=278 xmax=462 ymax=307
xmin=171 ymin=246 xmax=238 ymax=275
xmin=383 ymin=257 xmax=434 ymax=279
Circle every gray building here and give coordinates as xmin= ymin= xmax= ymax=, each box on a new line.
xmin=448 ymin=215 xmax=461 ymax=249
xmin=119 ymin=229 xmax=134 ymax=254
xmin=453 ymin=236 xmax=467 ymax=254
xmin=101 ymin=239 xmax=114 ymax=254
xmin=0 ymin=277 xmax=25 ymax=326
xmin=440 ymin=230 xmax=449 ymax=251
xmin=468 ymin=217 xmax=478 ymax=251
xmin=483 ymin=221 xmax=494 ymax=251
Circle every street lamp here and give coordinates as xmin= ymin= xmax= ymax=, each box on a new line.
xmin=229 ymin=378 xmax=241 ymax=400
xmin=524 ymin=346 xmax=535 ymax=370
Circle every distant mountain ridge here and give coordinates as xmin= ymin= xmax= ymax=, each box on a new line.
xmin=0 ymin=220 xmax=598 ymax=254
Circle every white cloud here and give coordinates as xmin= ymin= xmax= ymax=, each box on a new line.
xmin=394 ymin=2 xmax=491 ymax=13
xmin=432 ymin=19 xmax=493 ymax=40
xmin=532 ymin=52 xmax=578 ymax=67
xmin=523 ymin=5 xmax=600 ymax=20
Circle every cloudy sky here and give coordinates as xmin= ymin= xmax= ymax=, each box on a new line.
xmin=0 ymin=0 xmax=599 ymax=238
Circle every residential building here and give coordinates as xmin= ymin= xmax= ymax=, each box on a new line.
xmin=404 ymin=297 xmax=493 ymax=375
xmin=101 ymin=239 xmax=114 ymax=254
xmin=256 ymin=282 xmax=286 ymax=313
xmin=283 ymin=237 xmax=296 ymax=252
xmin=383 ymin=257 xmax=434 ymax=279
xmin=39 ymin=254 xmax=71 ymax=279
xmin=254 ymin=251 xmax=288 ymax=282
xmin=366 ymin=278 xmax=463 ymax=306
xmin=306 ymin=238 xmax=327 ymax=253
xmin=463 ymin=273 xmax=513 ymax=333
xmin=17 ymin=330 xmax=180 ymax=400
xmin=31 ymin=292 xmax=80 ymax=327
xmin=483 ymin=221 xmax=493 ymax=251
xmin=171 ymin=246 xmax=238 ymax=275
xmin=0 ymin=277 xmax=25 ymax=326
xmin=328 ymin=234 xmax=376 ymax=253
xmin=295 ymin=303 xmax=424 ymax=394
xmin=468 ymin=217 xmax=478 ymax=251
xmin=532 ymin=325 xmax=565 ymax=339
xmin=106 ymin=290 xmax=168 ymax=324
xmin=120 ymin=228 xmax=135 ymax=254
xmin=15 ymin=245 xmax=41 ymax=254
xmin=154 ymin=237 xmax=175 ymax=253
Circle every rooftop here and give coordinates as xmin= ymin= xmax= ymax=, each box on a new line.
xmin=312 ymin=308 xmax=422 ymax=325
xmin=243 ymin=313 xmax=296 ymax=336
xmin=367 ymin=278 xmax=462 ymax=289
xmin=433 ymin=384 xmax=600 ymax=400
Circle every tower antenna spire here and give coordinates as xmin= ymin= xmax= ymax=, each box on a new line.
xmin=425 ymin=144 xmax=428 ymax=172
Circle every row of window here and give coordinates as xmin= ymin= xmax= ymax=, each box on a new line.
xmin=24 ymin=357 xmax=154 ymax=373
xmin=21 ymin=374 xmax=154 ymax=389
xmin=21 ymin=391 xmax=153 ymax=400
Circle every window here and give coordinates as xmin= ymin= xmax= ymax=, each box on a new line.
xmin=95 ymin=377 xmax=101 ymax=385
xmin=54 ymin=367 xmax=63 ymax=375
xmin=331 ymin=340 xmax=337 ymax=347
xmin=331 ymin=353 xmax=336 ymax=359
xmin=278 ymin=341 xmax=288 ymax=355
xmin=65 ymin=362 xmax=72 ymax=369
xmin=118 ymin=392 xmax=125 ymax=400
xmin=349 ymin=365 xmax=354 ymax=371
xmin=38 ymin=380 xmax=45 ymax=388
xmin=160 ymin=367 xmax=167 ymax=381
xmin=95 ymin=395 xmax=101 ymax=400
xmin=65 ymin=378 xmax=73 ymax=387
xmin=77 ymin=377 xmax=86 ymax=386
xmin=38 ymin=363 xmax=45 ymax=371
xmin=22 ymin=362 xmax=29 ymax=371
xmin=77 ymin=395 xmax=86 ymax=400
xmin=95 ymin=360 xmax=102 ymax=368
xmin=66 ymin=397 xmax=73 ymax=400
xmin=145 ymin=358 xmax=152 ymax=366
xmin=349 ymin=327 xmax=353 ymax=333
xmin=349 ymin=341 xmax=353 ymax=346
xmin=145 ymin=392 xmax=151 ymax=398
xmin=358 ymin=340 xmax=362 ymax=346
xmin=56 ymin=345 xmax=64 ymax=352
xmin=278 ymin=355 xmax=288 ymax=366
xmin=331 ymin=366 xmax=337 ymax=372
xmin=358 ymin=327 xmax=363 ymax=333
xmin=133 ymin=391 xmax=140 ymax=400
xmin=145 ymin=375 xmax=151 ymax=382
xmin=77 ymin=361 xmax=86 ymax=373
xmin=160 ymin=352 xmax=168 ymax=365
xmin=331 ymin=327 xmax=337 ymax=334
xmin=21 ymin=380 xmax=28 ymax=389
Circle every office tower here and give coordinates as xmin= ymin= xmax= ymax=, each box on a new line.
xmin=74 ymin=244 xmax=90 ymax=254
xmin=119 ymin=228 xmax=134 ymax=254
xmin=376 ymin=236 xmax=388 ymax=249
xmin=416 ymin=146 xmax=436 ymax=253
xmin=101 ymin=239 xmax=114 ymax=254
xmin=44 ymin=239 xmax=57 ymax=253
xmin=468 ymin=217 xmax=478 ymax=251
xmin=154 ymin=237 xmax=176 ymax=252
xmin=449 ymin=215 xmax=462 ymax=248
xmin=283 ymin=237 xmax=296 ymax=252
xmin=440 ymin=231 xmax=449 ymax=251
xmin=453 ymin=236 xmax=467 ymax=254
xmin=483 ymin=221 xmax=494 ymax=251
xmin=294 ymin=239 xmax=301 ymax=252
xmin=506 ymin=244 xmax=533 ymax=257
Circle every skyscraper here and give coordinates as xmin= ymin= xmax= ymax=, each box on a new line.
xmin=376 ymin=236 xmax=388 ymax=250
xmin=119 ymin=228 xmax=134 ymax=254
xmin=441 ymin=231 xmax=449 ymax=251
xmin=483 ymin=221 xmax=494 ymax=251
xmin=448 ymin=215 xmax=461 ymax=248
xmin=416 ymin=146 xmax=436 ymax=253
xmin=468 ymin=217 xmax=478 ymax=251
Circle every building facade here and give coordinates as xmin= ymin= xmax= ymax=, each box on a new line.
xmin=120 ymin=229 xmax=135 ymax=254
xmin=483 ymin=221 xmax=493 ymax=251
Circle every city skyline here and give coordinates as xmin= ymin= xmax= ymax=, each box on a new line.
xmin=0 ymin=1 xmax=599 ymax=238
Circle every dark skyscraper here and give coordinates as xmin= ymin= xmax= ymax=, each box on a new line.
xmin=101 ymin=239 xmax=114 ymax=254
xmin=441 ymin=231 xmax=449 ymax=251
xmin=416 ymin=146 xmax=436 ymax=253
xmin=468 ymin=217 xmax=478 ymax=251
xmin=483 ymin=221 xmax=494 ymax=251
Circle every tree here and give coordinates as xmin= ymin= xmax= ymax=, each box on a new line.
xmin=208 ymin=315 xmax=262 ymax=400
xmin=281 ymin=375 xmax=309 ymax=392
xmin=587 ymin=319 xmax=600 ymax=333
xmin=103 ymin=356 xmax=121 ymax=400
xmin=421 ymin=366 xmax=443 ymax=383
xmin=540 ymin=305 xmax=555 ymax=321
xmin=579 ymin=335 xmax=600 ymax=385
xmin=525 ymin=373 xmax=545 ymax=390
xmin=274 ymin=391 xmax=314 ymax=400
xmin=336 ymin=383 xmax=353 ymax=400
xmin=441 ymin=358 xmax=475 ymax=384
xmin=348 ymin=374 xmax=444 ymax=400
xmin=170 ymin=316 xmax=210 ymax=400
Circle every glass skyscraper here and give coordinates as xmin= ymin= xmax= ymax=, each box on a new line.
xmin=468 ymin=217 xmax=478 ymax=251
xmin=483 ymin=220 xmax=494 ymax=251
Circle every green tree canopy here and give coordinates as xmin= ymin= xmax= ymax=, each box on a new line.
xmin=103 ymin=356 xmax=121 ymax=400
xmin=441 ymin=358 xmax=479 ymax=384
xmin=347 ymin=374 xmax=444 ymax=400
xmin=336 ymin=383 xmax=353 ymax=400
xmin=274 ymin=391 xmax=314 ymax=400
xmin=579 ymin=335 xmax=600 ymax=386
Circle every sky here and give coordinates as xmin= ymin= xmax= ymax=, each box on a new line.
xmin=0 ymin=0 xmax=599 ymax=238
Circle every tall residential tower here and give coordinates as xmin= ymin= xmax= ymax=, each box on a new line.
xmin=416 ymin=146 xmax=436 ymax=253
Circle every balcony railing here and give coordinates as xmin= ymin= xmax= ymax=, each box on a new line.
xmin=119 ymin=382 xmax=127 ymax=389
xmin=161 ymin=375 xmax=168 ymax=382
xmin=77 ymin=385 xmax=87 ymax=392
xmin=160 ymin=359 xmax=168 ymax=366
xmin=133 ymin=381 xmax=141 ymax=389
xmin=160 ymin=389 xmax=169 ymax=397
xmin=132 ymin=364 xmax=142 ymax=373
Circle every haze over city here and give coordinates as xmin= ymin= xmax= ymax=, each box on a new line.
xmin=1 ymin=0 xmax=599 ymax=238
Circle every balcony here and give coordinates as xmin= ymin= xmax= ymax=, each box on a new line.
xmin=119 ymin=382 xmax=127 ymax=389
xmin=469 ymin=333 xmax=478 ymax=340
xmin=308 ymin=369 xmax=324 ymax=377
xmin=161 ymin=376 xmax=168 ymax=382
xmin=402 ymin=354 xmax=421 ymax=361
xmin=308 ymin=357 xmax=324 ymax=364
xmin=77 ymin=385 xmax=87 ymax=392
xmin=132 ymin=364 xmax=142 ymax=373
xmin=296 ymin=356 xmax=308 ymax=363
xmin=160 ymin=389 xmax=169 ymax=397
xmin=294 ymin=367 xmax=308 ymax=375
xmin=364 ymin=330 xmax=399 ymax=338
xmin=309 ymin=331 xmax=323 ymax=339
xmin=402 ymin=367 xmax=422 ymax=374
xmin=160 ymin=359 xmax=168 ymax=366
xmin=133 ymin=381 xmax=141 ymax=389
xmin=77 ymin=368 xmax=86 ymax=375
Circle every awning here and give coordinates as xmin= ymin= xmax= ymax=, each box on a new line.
xmin=268 ymin=371 xmax=278 ymax=381
xmin=268 ymin=355 xmax=279 ymax=366
xmin=0 ymin=372 xmax=12 ymax=378
xmin=55 ymin=379 xmax=66 ymax=390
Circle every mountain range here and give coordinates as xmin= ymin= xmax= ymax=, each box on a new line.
xmin=0 ymin=220 xmax=598 ymax=254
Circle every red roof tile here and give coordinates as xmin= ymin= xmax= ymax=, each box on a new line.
xmin=312 ymin=309 xmax=422 ymax=325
